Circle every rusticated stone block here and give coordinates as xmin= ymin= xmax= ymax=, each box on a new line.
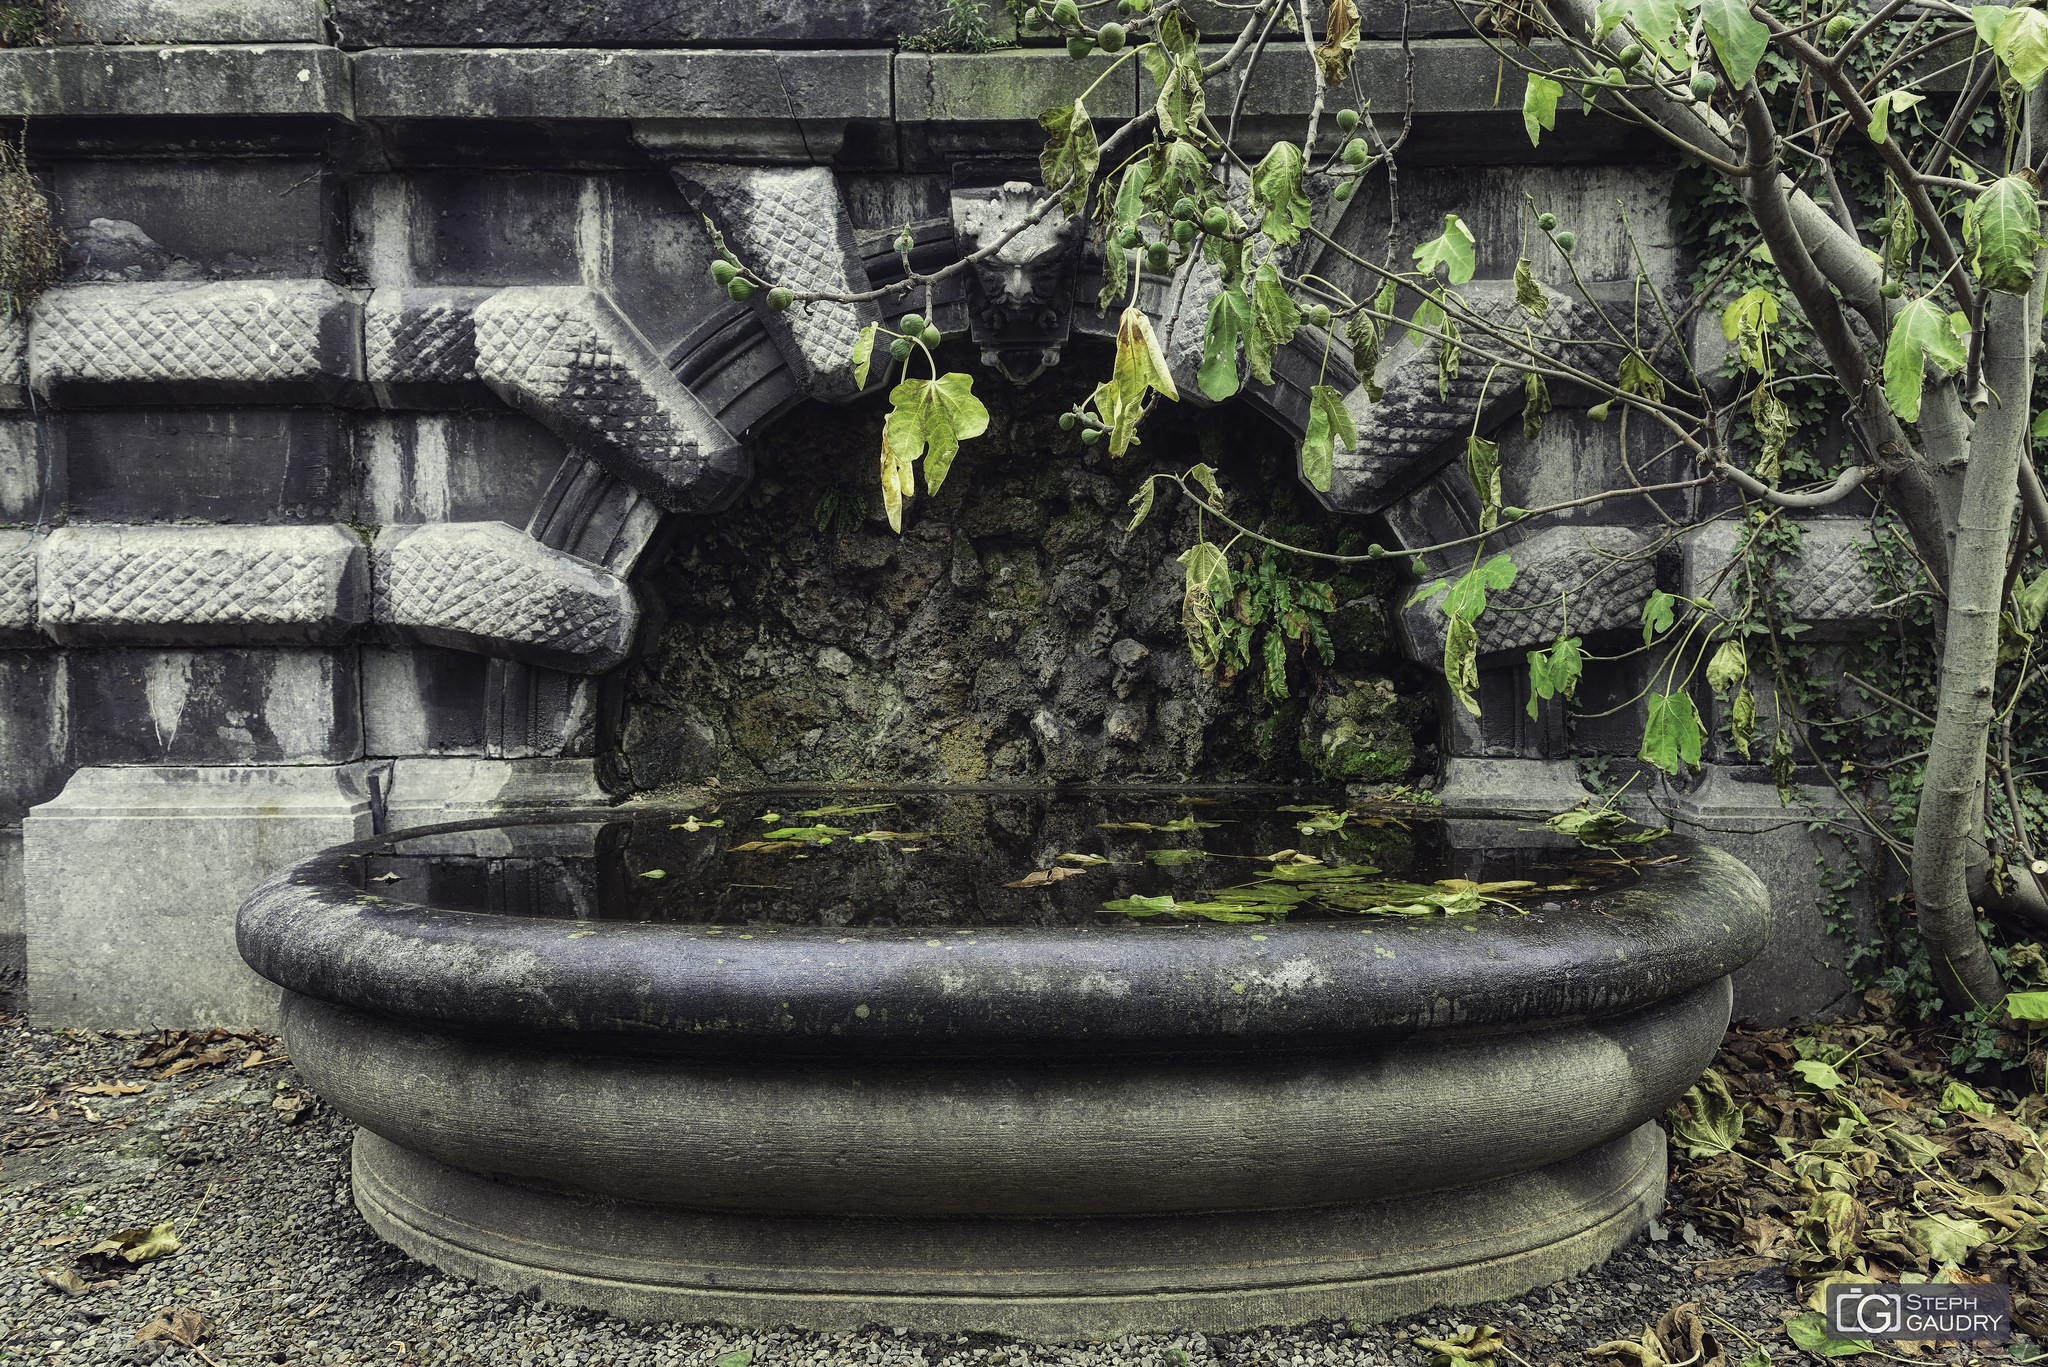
xmin=1678 ymin=518 xmax=1888 ymax=638
xmin=1404 ymin=524 xmax=1657 ymax=661
xmin=0 ymin=532 xmax=37 ymax=646
xmin=374 ymin=522 xmax=639 ymax=675
xmin=473 ymin=287 xmax=750 ymax=514
xmin=36 ymin=524 xmax=367 ymax=646
xmin=30 ymin=280 xmax=360 ymax=406
xmin=0 ymin=314 xmax=24 ymax=408
xmin=669 ymin=166 xmax=878 ymax=400
xmin=55 ymin=0 xmax=326 ymax=43
xmin=364 ymin=286 xmax=496 ymax=408
xmin=1329 ymin=279 xmax=1584 ymax=515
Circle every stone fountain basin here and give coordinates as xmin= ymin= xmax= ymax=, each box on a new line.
xmin=238 ymin=806 xmax=1769 ymax=1338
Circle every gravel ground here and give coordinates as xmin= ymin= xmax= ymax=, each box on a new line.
xmin=0 ymin=1010 xmax=2027 ymax=1367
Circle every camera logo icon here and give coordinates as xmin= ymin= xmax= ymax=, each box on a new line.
xmin=1831 ymin=1287 xmax=1903 ymax=1337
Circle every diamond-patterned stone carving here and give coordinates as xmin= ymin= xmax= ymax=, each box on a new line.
xmin=473 ymin=287 xmax=749 ymax=514
xmin=374 ymin=521 xmax=639 ymax=675
xmin=365 ymin=286 xmax=496 ymax=407
xmin=36 ymin=525 xmax=367 ymax=646
xmin=1328 ymin=279 xmax=1594 ymax=515
xmin=1403 ymin=525 xmax=1657 ymax=662
xmin=29 ymin=280 xmax=360 ymax=405
xmin=669 ymin=165 xmax=878 ymax=401
xmin=0 ymin=531 xmax=37 ymax=645
xmin=1679 ymin=519 xmax=1886 ymax=638
xmin=0 ymin=313 xmax=24 ymax=408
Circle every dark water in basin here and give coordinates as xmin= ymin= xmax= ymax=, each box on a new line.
xmin=347 ymin=789 xmax=1646 ymax=929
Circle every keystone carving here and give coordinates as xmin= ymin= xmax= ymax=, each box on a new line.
xmin=473 ymin=287 xmax=750 ymax=515
xmin=34 ymin=525 xmax=367 ymax=646
xmin=668 ymin=165 xmax=878 ymax=401
xmin=29 ymin=280 xmax=360 ymax=406
xmin=952 ymin=176 xmax=1081 ymax=385
xmin=373 ymin=521 xmax=640 ymax=675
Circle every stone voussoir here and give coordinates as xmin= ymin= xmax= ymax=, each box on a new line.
xmin=1404 ymin=524 xmax=1659 ymax=662
xmin=30 ymin=279 xmax=362 ymax=407
xmin=473 ymin=286 xmax=750 ymax=515
xmin=1330 ymin=278 xmax=1583 ymax=515
xmin=34 ymin=523 xmax=368 ymax=647
xmin=667 ymin=165 xmax=878 ymax=401
xmin=372 ymin=521 xmax=640 ymax=675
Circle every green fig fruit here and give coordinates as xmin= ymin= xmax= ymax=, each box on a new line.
xmin=1617 ymin=43 xmax=1642 ymax=68
xmin=923 ymin=326 xmax=943 ymax=349
xmin=1689 ymin=71 xmax=1718 ymax=101
xmin=1587 ymin=399 xmax=1611 ymax=422
xmin=1172 ymin=219 xmax=1196 ymax=243
xmin=1306 ymin=304 xmax=1332 ymax=328
xmin=767 ymin=287 xmax=794 ymax=311
xmin=727 ymin=279 xmax=755 ymax=301
xmin=1058 ymin=412 xmax=1077 ymax=430
xmin=1342 ymin=138 xmax=1370 ymax=165
xmin=1202 ymin=208 xmax=1230 ymax=234
xmin=902 ymin=315 xmax=928 ymax=336
xmin=1066 ymin=34 xmax=1094 ymax=58
xmin=1554 ymin=230 xmax=1576 ymax=253
xmin=1117 ymin=225 xmax=1142 ymax=248
xmin=894 ymin=230 xmax=916 ymax=255
xmin=1880 ymin=280 xmax=1902 ymax=298
xmin=1537 ymin=212 xmax=1557 ymax=231
xmin=1367 ymin=544 xmax=1385 ymax=558
xmin=1173 ymin=196 xmax=1196 ymax=220
xmin=1336 ymin=108 xmax=1360 ymax=133
xmin=1825 ymin=14 xmax=1853 ymax=41
xmin=889 ymin=337 xmax=912 ymax=360
xmin=1097 ymin=21 xmax=1125 ymax=50
xmin=710 ymin=261 xmax=738 ymax=286
xmin=1081 ymin=427 xmax=1102 ymax=444
xmin=1335 ymin=180 xmax=1356 ymax=200
xmin=1145 ymin=243 xmax=1172 ymax=273
xmin=1052 ymin=0 xmax=1080 ymax=25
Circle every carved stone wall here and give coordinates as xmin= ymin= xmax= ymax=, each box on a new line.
xmin=0 ymin=5 xmax=1877 ymax=1027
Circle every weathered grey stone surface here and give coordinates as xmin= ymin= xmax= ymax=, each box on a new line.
xmin=67 ymin=647 xmax=361 ymax=766
xmin=55 ymin=410 xmax=350 ymax=524
xmin=0 ymin=533 xmax=37 ymax=646
xmin=377 ymin=756 xmax=607 ymax=824
xmin=1436 ymin=757 xmax=1596 ymax=816
xmin=356 ymin=412 xmax=569 ymax=528
xmin=35 ymin=525 xmax=366 ymax=646
xmin=374 ymin=522 xmax=640 ymax=675
xmin=0 ymin=315 xmax=24 ymax=409
xmin=55 ymin=0 xmax=326 ymax=43
xmin=363 ymin=287 xmax=496 ymax=409
xmin=0 ymin=44 xmax=347 ymax=117
xmin=327 ymin=0 xmax=993 ymax=47
xmin=1679 ymin=518 xmax=1890 ymax=637
xmin=30 ymin=280 xmax=359 ymax=406
xmin=668 ymin=167 xmax=876 ymax=400
xmin=26 ymin=763 xmax=370 ymax=1030
xmin=474 ymin=287 xmax=749 ymax=513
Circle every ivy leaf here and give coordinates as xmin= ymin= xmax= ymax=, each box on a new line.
xmin=851 ymin=323 xmax=877 ymax=389
xmin=1446 ymin=613 xmax=1482 ymax=715
xmin=1301 ymin=384 xmax=1356 ymax=492
xmin=1245 ymin=263 xmax=1301 ymax=385
xmin=1883 ymin=296 xmax=1968 ymax=422
xmin=1523 ymin=73 xmax=1563 ymax=147
xmin=1700 ymin=0 xmax=1770 ymax=89
xmin=1250 ymin=142 xmax=1314 ymax=247
xmin=1617 ymin=350 xmax=1665 ymax=402
xmin=1640 ymin=589 xmax=1676 ymax=645
xmin=1962 ymin=173 xmax=2044 ymax=295
xmin=1640 ymin=690 xmax=1704 ymax=775
xmin=1525 ymin=635 xmax=1584 ymax=719
xmin=1412 ymin=213 xmax=1477 ymax=285
xmin=1992 ymin=6 xmax=2048 ymax=91
xmin=1315 ymin=0 xmax=1362 ymax=84
xmin=1039 ymin=97 xmax=1099 ymax=218
xmin=1513 ymin=256 xmax=1548 ymax=319
xmin=1866 ymin=89 xmax=1925 ymax=145
xmin=1466 ymin=432 xmax=1502 ymax=532
xmin=1198 ymin=283 xmax=1251 ymax=401
xmin=1523 ymin=369 xmax=1550 ymax=440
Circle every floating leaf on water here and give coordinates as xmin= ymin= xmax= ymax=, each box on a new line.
xmin=760 ymin=825 xmax=851 ymax=844
xmin=757 ymin=812 xmax=782 ymax=823
xmin=639 ymin=869 xmax=667 ymax=880
xmin=729 ymin=840 xmax=806 ymax=854
xmin=669 ymin=816 xmax=725 ymax=831
xmin=1004 ymin=867 xmax=1085 ymax=888
xmin=848 ymin=830 xmax=931 ymax=843
xmin=1100 ymin=894 xmax=1180 ymax=917
xmin=1161 ymin=815 xmax=1222 ymax=830
xmin=1145 ymin=848 xmax=1209 ymax=866
xmin=370 ymin=872 xmax=403 ymax=883
xmin=795 ymin=802 xmax=897 ymax=817
xmin=1057 ymin=853 xmax=1113 ymax=866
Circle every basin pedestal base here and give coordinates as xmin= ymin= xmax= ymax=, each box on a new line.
xmin=352 ymin=1123 xmax=1666 ymax=1340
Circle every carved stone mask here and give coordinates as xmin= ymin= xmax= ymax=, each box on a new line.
xmin=951 ymin=179 xmax=1080 ymax=385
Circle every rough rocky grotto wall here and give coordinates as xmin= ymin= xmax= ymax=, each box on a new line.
xmin=611 ymin=349 xmax=1433 ymax=793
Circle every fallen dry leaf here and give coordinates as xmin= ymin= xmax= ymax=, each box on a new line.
xmin=1003 ymin=867 xmax=1084 ymax=888
xmin=39 ymin=1268 xmax=89 ymax=1296
xmin=135 ymin=1307 xmax=214 ymax=1346
xmin=82 ymin=1219 xmax=179 ymax=1264
xmin=67 ymin=1081 xmax=146 ymax=1097
xmin=35 ymin=1232 xmax=81 ymax=1247
xmin=239 ymin=1049 xmax=265 ymax=1069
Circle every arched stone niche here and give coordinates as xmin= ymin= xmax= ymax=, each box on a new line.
xmin=1 ymin=29 xmax=1881 ymax=1029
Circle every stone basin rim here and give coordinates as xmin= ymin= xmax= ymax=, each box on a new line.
xmin=238 ymin=810 xmax=1771 ymax=1053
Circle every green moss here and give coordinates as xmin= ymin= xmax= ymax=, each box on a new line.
xmin=1302 ymin=676 xmax=1424 ymax=783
